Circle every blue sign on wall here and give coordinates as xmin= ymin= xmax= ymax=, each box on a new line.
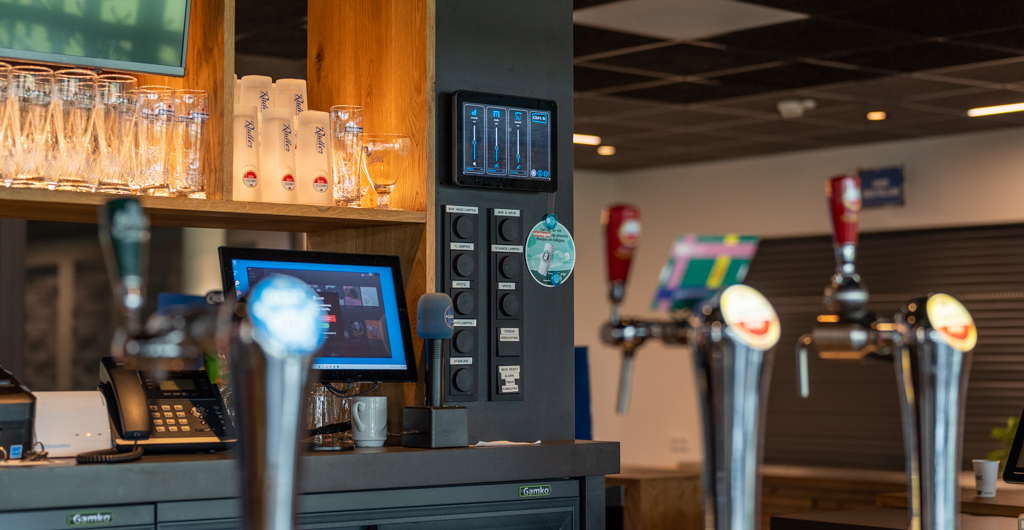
xmin=859 ymin=167 xmax=904 ymax=207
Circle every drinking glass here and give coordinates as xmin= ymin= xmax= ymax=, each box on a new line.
xmin=0 ymin=62 xmax=12 ymax=187
xmin=95 ymin=74 xmax=137 ymax=194
xmin=329 ymin=105 xmax=363 ymax=207
xmin=119 ymin=89 xmax=140 ymax=193
xmin=9 ymin=65 xmax=54 ymax=188
xmin=171 ymin=89 xmax=209 ymax=198
xmin=362 ymin=133 xmax=410 ymax=210
xmin=135 ymin=86 xmax=175 ymax=196
xmin=53 ymin=69 xmax=99 ymax=191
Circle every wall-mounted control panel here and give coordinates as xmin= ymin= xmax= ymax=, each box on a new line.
xmin=489 ymin=208 xmax=524 ymax=401
xmin=442 ymin=205 xmax=480 ymax=403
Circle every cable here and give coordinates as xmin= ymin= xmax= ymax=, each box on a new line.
xmin=322 ymin=382 xmax=379 ymax=398
xmin=76 ymin=440 xmax=144 ymax=464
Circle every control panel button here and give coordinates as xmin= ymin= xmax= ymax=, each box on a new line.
xmin=151 ymin=412 xmax=161 ymax=419
xmin=499 ymin=256 xmax=520 ymax=279
xmin=454 ymin=330 xmax=475 ymax=353
xmin=497 ymin=340 xmax=521 ymax=357
xmin=454 ymin=292 xmax=475 ymax=315
xmin=155 ymin=426 xmax=166 ymax=433
xmin=499 ymin=293 xmax=521 ymax=317
xmin=499 ymin=219 xmax=520 ymax=242
xmin=453 ymin=215 xmax=475 ymax=239
xmin=166 ymin=419 xmax=176 ymax=425
xmin=168 ymin=426 xmax=179 ymax=432
xmin=153 ymin=420 xmax=163 ymax=426
xmin=161 ymin=405 xmax=171 ymax=411
xmin=176 ymin=412 xmax=186 ymax=418
xmin=452 ymin=368 xmax=474 ymax=392
xmin=181 ymin=426 xmax=191 ymax=432
xmin=453 ymin=254 xmax=475 ymax=277
xmin=163 ymin=412 xmax=174 ymax=418
xmin=149 ymin=406 xmax=158 ymax=412
xmin=173 ymin=405 xmax=183 ymax=411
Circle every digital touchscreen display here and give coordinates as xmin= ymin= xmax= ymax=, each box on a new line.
xmin=228 ymin=259 xmax=409 ymax=372
xmin=453 ymin=91 xmax=557 ymax=192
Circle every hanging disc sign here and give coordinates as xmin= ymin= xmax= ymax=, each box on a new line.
xmin=525 ymin=214 xmax=576 ymax=287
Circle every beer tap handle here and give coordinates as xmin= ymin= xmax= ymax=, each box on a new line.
xmin=796 ymin=334 xmax=812 ymax=398
xmin=98 ymin=198 xmax=151 ymax=337
xmin=602 ymin=204 xmax=642 ymax=317
xmin=826 ymin=175 xmax=861 ymax=274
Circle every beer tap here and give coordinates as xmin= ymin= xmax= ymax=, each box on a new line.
xmin=98 ymin=198 xmax=325 ymax=530
xmin=797 ymin=175 xmax=978 ymax=530
xmin=600 ymin=204 xmax=783 ymax=529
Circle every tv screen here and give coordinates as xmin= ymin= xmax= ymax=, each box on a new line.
xmin=0 ymin=0 xmax=191 ymax=76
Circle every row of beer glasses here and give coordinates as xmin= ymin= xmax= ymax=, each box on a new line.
xmin=0 ymin=63 xmax=209 ymax=197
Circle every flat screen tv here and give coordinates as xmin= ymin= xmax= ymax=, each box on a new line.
xmin=0 ymin=0 xmax=191 ymax=77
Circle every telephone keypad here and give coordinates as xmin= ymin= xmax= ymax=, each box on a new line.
xmin=151 ymin=412 xmax=160 ymax=419
xmin=155 ymin=427 xmax=166 ymax=433
xmin=161 ymin=405 xmax=171 ymax=411
xmin=153 ymin=420 xmax=163 ymax=426
xmin=168 ymin=426 xmax=178 ymax=432
xmin=173 ymin=405 xmax=183 ymax=411
xmin=176 ymin=412 xmax=186 ymax=418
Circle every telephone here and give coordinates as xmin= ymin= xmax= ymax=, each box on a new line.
xmin=99 ymin=357 xmax=235 ymax=453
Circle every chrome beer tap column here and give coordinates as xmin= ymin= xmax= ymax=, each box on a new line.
xmin=600 ymin=204 xmax=782 ymax=530
xmin=797 ymin=175 xmax=978 ymax=530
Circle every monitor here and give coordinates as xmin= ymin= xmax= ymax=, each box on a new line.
xmin=218 ymin=247 xmax=417 ymax=384
xmin=452 ymin=90 xmax=558 ymax=193
xmin=0 ymin=0 xmax=191 ymax=77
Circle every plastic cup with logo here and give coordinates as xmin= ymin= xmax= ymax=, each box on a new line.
xmin=232 ymin=104 xmax=261 ymax=202
xmin=973 ymin=459 xmax=998 ymax=498
xmin=295 ymin=110 xmax=333 ymax=206
xmin=274 ymin=79 xmax=307 ymax=119
xmin=259 ymin=107 xmax=297 ymax=204
xmin=239 ymin=75 xmax=273 ymax=124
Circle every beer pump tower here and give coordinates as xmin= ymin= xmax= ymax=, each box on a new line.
xmin=797 ymin=175 xmax=978 ymax=530
xmin=600 ymin=205 xmax=782 ymax=530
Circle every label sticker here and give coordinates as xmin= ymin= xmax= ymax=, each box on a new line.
xmin=926 ymin=293 xmax=977 ymax=352
xmin=243 ymin=170 xmax=258 ymax=188
xmin=450 ymin=357 xmax=473 ymax=365
xmin=495 ymin=209 xmax=520 ymax=217
xmin=313 ymin=175 xmax=329 ymax=193
xmin=452 ymin=281 xmax=470 ymax=289
xmin=281 ymin=174 xmax=295 ymax=191
xmin=67 ymin=512 xmax=113 ymax=526
xmin=525 ymin=219 xmax=576 ymax=288
xmin=619 ymin=219 xmax=641 ymax=249
xmin=498 ymin=282 xmax=515 ymax=290
xmin=499 ymin=328 xmax=520 ymax=341
xmin=446 ymin=205 xmax=479 ymax=214
xmin=499 ymin=365 xmax=521 ymax=376
xmin=492 ymin=245 xmax=524 ymax=253
xmin=519 ymin=485 xmax=551 ymax=497
xmin=719 ymin=284 xmax=780 ymax=350
xmin=501 ymin=384 xmax=519 ymax=393
xmin=451 ymin=242 xmax=475 ymax=250
xmin=454 ymin=319 xmax=477 ymax=327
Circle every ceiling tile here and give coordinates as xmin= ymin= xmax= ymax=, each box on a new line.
xmin=630 ymin=109 xmax=751 ymax=126
xmin=811 ymin=107 xmax=954 ymax=127
xmin=705 ymin=18 xmax=918 ymax=59
xmin=705 ymin=93 xmax=852 ymax=115
xmin=831 ymin=0 xmax=1024 ymax=38
xmin=723 ymin=118 xmax=836 ymax=137
xmin=574 ymin=66 xmax=661 ymax=92
xmin=712 ymin=62 xmax=882 ymax=90
xmin=615 ymin=82 xmax=764 ymax=104
xmin=953 ymin=26 xmax=1024 ymax=53
xmin=619 ymin=131 xmax=732 ymax=150
xmin=935 ymin=61 xmax=1024 ymax=85
xmin=827 ymin=41 xmax=1019 ymax=74
xmin=573 ymin=122 xmax=661 ymax=141
xmin=573 ymin=24 xmax=663 ymax=58
xmin=907 ymin=118 xmax=1023 ymax=135
xmin=814 ymin=76 xmax=972 ymax=100
xmin=574 ymin=96 xmax=669 ymax=117
xmin=734 ymin=0 xmax=889 ymax=16
xmin=592 ymin=42 xmax=774 ymax=76
xmin=807 ymin=130 xmax=915 ymax=145
xmin=921 ymin=89 xmax=1024 ymax=112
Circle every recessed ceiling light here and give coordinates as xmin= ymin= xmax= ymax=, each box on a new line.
xmin=574 ymin=134 xmax=601 ymax=145
xmin=866 ymin=111 xmax=887 ymax=121
xmin=597 ymin=145 xmax=616 ymax=156
xmin=968 ymin=102 xmax=1024 ymax=117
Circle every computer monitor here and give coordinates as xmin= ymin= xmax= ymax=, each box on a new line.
xmin=218 ymin=247 xmax=417 ymax=384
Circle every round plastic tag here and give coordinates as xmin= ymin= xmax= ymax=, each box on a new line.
xmin=313 ymin=175 xmax=329 ymax=193
xmin=242 ymin=168 xmax=258 ymax=188
xmin=926 ymin=293 xmax=977 ymax=351
xmin=524 ymin=218 xmax=575 ymax=287
xmin=282 ymin=174 xmax=295 ymax=191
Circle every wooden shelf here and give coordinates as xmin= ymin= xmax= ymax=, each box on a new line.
xmin=0 ymin=188 xmax=426 ymax=232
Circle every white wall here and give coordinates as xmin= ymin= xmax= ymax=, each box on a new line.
xmin=574 ymin=126 xmax=1024 ymax=469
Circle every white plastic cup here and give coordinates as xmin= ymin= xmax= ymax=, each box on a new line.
xmin=274 ymin=79 xmax=308 ymax=118
xmin=260 ymin=107 xmax=297 ymax=204
xmin=973 ymin=459 xmax=998 ymax=498
xmin=295 ymin=110 xmax=333 ymax=206
xmin=239 ymin=75 xmax=273 ymax=119
xmin=232 ymin=105 xmax=261 ymax=202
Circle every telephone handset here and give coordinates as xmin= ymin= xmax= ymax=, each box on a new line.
xmin=98 ymin=357 xmax=235 ymax=453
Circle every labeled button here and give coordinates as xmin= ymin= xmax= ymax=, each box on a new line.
xmin=499 ymin=293 xmax=521 ymax=317
xmin=163 ymin=412 xmax=174 ymax=418
xmin=454 ymin=330 xmax=475 ymax=353
xmin=176 ymin=412 xmax=186 ymax=418
xmin=453 ymin=254 xmax=475 ymax=277
xmin=149 ymin=406 xmax=158 ymax=412
xmin=173 ymin=405 xmax=183 ymax=411
xmin=168 ymin=426 xmax=179 ymax=432
xmin=453 ymin=215 xmax=475 ymax=239
xmin=155 ymin=427 xmax=166 ymax=433
xmin=453 ymin=368 xmax=474 ymax=393
xmin=153 ymin=420 xmax=163 ymax=426
xmin=166 ymin=419 xmax=176 ymax=425
xmin=181 ymin=426 xmax=191 ymax=432
xmin=454 ymin=292 xmax=475 ymax=315
xmin=151 ymin=413 xmax=161 ymax=419
xmin=500 ymin=256 xmax=520 ymax=279
xmin=161 ymin=405 xmax=171 ymax=411
xmin=499 ymin=218 xmax=520 ymax=242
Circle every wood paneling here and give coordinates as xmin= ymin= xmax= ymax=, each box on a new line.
xmin=131 ymin=0 xmax=231 ymax=200
xmin=0 ymin=188 xmax=425 ymax=231
xmin=761 ymin=465 xmax=907 ymax=528
xmin=307 ymin=0 xmax=429 ymax=214
xmin=605 ymin=466 xmax=703 ymax=530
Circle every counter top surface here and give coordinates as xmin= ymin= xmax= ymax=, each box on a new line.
xmin=0 ymin=440 xmax=619 ymax=512
xmin=772 ymin=508 xmax=1017 ymax=530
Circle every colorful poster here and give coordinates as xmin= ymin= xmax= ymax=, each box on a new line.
xmin=651 ymin=233 xmax=760 ymax=312
xmin=524 ymin=217 xmax=576 ymax=287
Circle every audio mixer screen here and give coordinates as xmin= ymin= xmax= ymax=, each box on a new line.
xmin=461 ymin=103 xmax=551 ymax=180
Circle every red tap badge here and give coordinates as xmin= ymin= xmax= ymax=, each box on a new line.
xmin=827 ymin=174 xmax=861 ymax=247
xmin=926 ymin=293 xmax=977 ymax=352
xmin=602 ymin=204 xmax=641 ymax=285
xmin=720 ymin=285 xmax=780 ymax=350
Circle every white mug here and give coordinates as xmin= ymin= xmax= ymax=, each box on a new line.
xmin=352 ymin=396 xmax=387 ymax=448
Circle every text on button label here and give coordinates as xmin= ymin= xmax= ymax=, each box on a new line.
xmin=450 ymin=357 xmax=473 ymax=365
xmin=491 ymin=245 xmax=524 ymax=253
xmin=452 ymin=281 xmax=470 ymax=289
xmin=454 ymin=319 xmax=477 ymax=327
xmin=446 ymin=205 xmax=479 ymax=214
xmin=498 ymin=282 xmax=516 ymax=290
xmin=494 ymin=209 xmax=521 ymax=217
xmin=499 ymin=328 xmax=520 ymax=341
xmin=450 ymin=242 xmax=474 ymax=250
